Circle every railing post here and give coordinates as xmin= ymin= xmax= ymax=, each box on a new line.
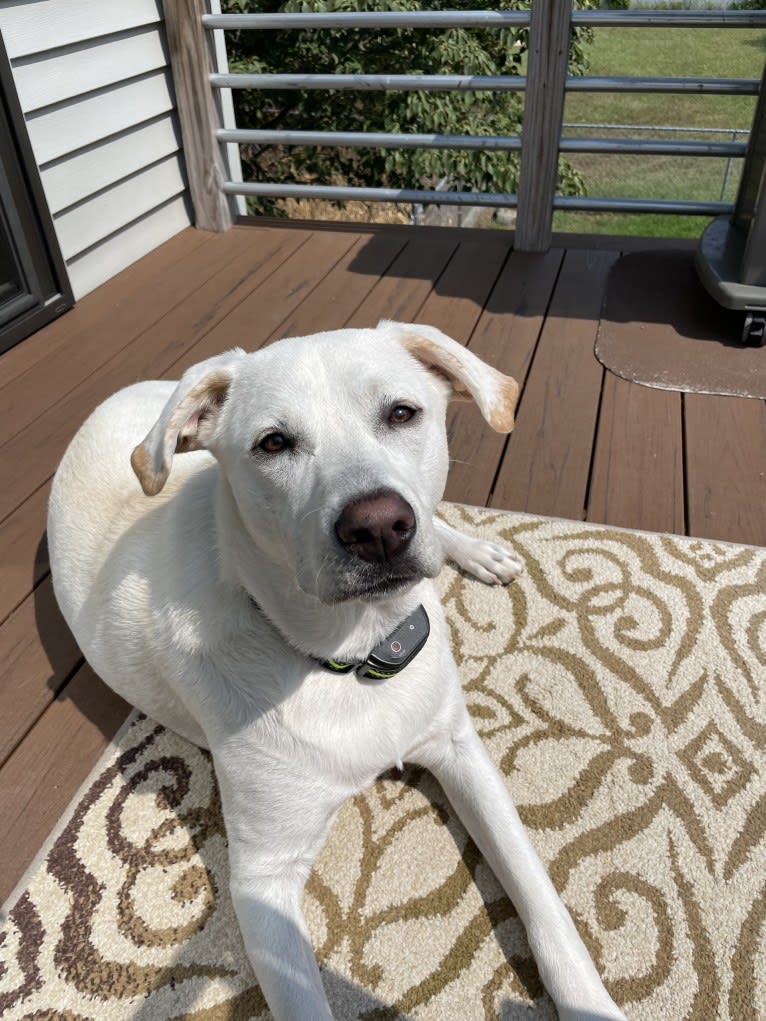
xmin=516 ymin=0 xmax=572 ymax=252
xmin=164 ymin=0 xmax=234 ymax=231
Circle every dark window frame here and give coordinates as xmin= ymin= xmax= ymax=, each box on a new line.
xmin=0 ymin=30 xmax=73 ymax=355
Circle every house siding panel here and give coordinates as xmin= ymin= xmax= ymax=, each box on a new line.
xmin=0 ymin=0 xmax=192 ymax=300
xmin=0 ymin=0 xmax=163 ymax=59
xmin=65 ymin=196 xmax=193 ymax=299
xmin=41 ymin=116 xmax=183 ymax=215
xmin=11 ymin=26 xmax=169 ymax=113
xmin=54 ymin=155 xmax=188 ymax=260
xmin=24 ymin=71 xmax=177 ymax=166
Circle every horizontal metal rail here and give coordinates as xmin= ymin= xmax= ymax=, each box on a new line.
xmin=211 ymin=72 xmax=760 ymax=96
xmin=203 ymin=10 xmax=766 ymax=30
xmin=561 ymin=136 xmax=746 ymax=157
xmin=553 ymin=195 xmax=733 ymax=215
xmin=568 ymin=76 xmax=758 ymax=95
xmin=222 ymin=180 xmax=734 ymax=218
xmin=211 ymin=72 xmax=525 ymax=92
xmin=573 ymin=9 xmax=766 ymax=28
xmin=203 ymin=11 xmax=529 ymax=30
xmin=222 ymin=181 xmax=518 ymax=207
xmin=220 ymin=127 xmax=747 ymax=159
xmin=219 ymin=129 xmax=525 ymax=151
xmin=563 ymin=122 xmax=750 ymax=136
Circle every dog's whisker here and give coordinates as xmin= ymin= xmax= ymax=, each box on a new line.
xmin=299 ymin=505 xmax=325 ymax=525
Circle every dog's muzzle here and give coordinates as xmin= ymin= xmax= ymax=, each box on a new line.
xmin=334 ymin=489 xmax=416 ymax=564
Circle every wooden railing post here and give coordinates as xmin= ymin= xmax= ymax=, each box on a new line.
xmin=516 ymin=0 xmax=572 ymax=252
xmin=164 ymin=0 xmax=233 ymax=231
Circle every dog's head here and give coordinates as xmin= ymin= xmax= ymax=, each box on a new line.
xmin=131 ymin=323 xmax=518 ymax=603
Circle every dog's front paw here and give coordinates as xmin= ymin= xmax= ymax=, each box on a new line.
xmin=456 ymin=538 xmax=524 ymax=585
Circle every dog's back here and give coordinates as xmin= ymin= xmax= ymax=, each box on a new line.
xmin=49 ymin=383 xmax=172 ymax=617
xmin=48 ymin=380 xmax=217 ymax=744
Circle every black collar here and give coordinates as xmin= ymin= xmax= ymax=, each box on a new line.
xmin=249 ymin=597 xmax=430 ymax=680
xmin=317 ymin=604 xmax=430 ymax=679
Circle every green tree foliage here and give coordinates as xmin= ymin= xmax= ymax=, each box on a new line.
xmin=222 ymin=0 xmax=596 ymax=208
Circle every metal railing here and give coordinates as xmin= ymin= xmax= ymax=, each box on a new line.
xmin=199 ymin=4 xmax=766 ymax=251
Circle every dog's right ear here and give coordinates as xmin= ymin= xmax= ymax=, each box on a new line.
xmin=131 ymin=349 xmax=245 ymax=496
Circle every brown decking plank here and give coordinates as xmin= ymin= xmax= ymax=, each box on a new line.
xmin=0 ymin=228 xmax=209 ymax=391
xmin=0 ymin=228 xmax=223 ymax=447
xmin=443 ymin=249 xmax=564 ymax=507
xmin=549 ymin=232 xmax=698 ymax=253
xmin=0 ymin=664 xmax=129 ymax=905
xmin=163 ymin=229 xmax=361 ymax=373
xmin=489 ymin=249 xmax=616 ymax=520
xmin=413 ymin=238 xmax=511 ymax=340
xmin=386 ymin=235 xmax=514 ymax=488
xmin=273 ymin=233 xmax=408 ymax=341
xmin=0 ymin=483 xmax=49 ymax=625
xmin=345 ymin=236 xmax=460 ymax=328
xmin=587 ymin=373 xmax=685 ymax=535
xmin=0 ymin=227 xmax=312 ymax=524
xmin=0 ymin=577 xmax=80 ymax=768
xmin=685 ymin=393 xmax=766 ymax=547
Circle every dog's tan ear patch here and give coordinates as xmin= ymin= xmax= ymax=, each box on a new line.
xmin=130 ymin=443 xmax=165 ymax=498
xmin=484 ymin=372 xmax=519 ymax=433
xmin=384 ymin=322 xmax=519 ymax=433
xmin=131 ymin=351 xmax=244 ymax=496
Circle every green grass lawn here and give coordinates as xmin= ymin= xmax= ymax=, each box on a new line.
xmin=553 ymin=25 xmax=766 ymax=237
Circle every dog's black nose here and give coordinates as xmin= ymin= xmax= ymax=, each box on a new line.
xmin=335 ymin=490 xmax=416 ymax=563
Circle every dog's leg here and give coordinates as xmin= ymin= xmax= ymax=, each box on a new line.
xmin=434 ymin=516 xmax=523 ymax=584
xmin=215 ymin=756 xmax=344 ymax=1021
xmin=413 ymin=706 xmax=627 ymax=1021
xmin=228 ymin=866 xmax=334 ymax=1021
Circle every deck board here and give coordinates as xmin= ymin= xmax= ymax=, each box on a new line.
xmin=0 ymin=665 xmax=129 ymax=905
xmin=1 ymin=483 xmax=49 ymax=624
xmin=1 ymin=219 xmax=764 ymax=905
xmin=0 ymin=575 xmax=80 ymax=767
xmin=685 ymin=392 xmax=766 ymax=547
xmin=0 ymin=228 xmax=210 ymax=394
xmin=174 ymin=229 xmax=359 ymax=367
xmin=0 ymin=229 xmax=216 ymax=447
xmin=0 ymin=228 xmax=310 ymax=521
xmin=489 ymin=249 xmax=616 ymax=519
xmin=588 ymin=373 xmax=685 ymax=535
xmin=274 ymin=234 xmax=408 ymax=341
xmin=345 ymin=237 xmax=459 ymax=328
xmin=413 ymin=237 xmax=511 ymax=341
xmin=444 ymin=249 xmax=563 ymax=508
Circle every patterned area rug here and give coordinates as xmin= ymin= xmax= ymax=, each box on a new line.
xmin=2 ymin=504 xmax=765 ymax=1021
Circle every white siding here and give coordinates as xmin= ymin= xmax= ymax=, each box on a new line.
xmin=25 ymin=71 xmax=177 ymax=166
xmin=0 ymin=0 xmax=192 ymax=299
xmin=12 ymin=26 xmax=170 ymax=113
xmin=0 ymin=0 xmax=165 ymax=58
xmin=65 ymin=196 xmax=192 ymax=299
xmin=41 ymin=117 xmax=183 ymax=214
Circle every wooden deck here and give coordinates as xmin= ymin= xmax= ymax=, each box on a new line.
xmin=2 ymin=218 xmax=766 ymax=903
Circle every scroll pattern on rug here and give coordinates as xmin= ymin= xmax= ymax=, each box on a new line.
xmin=1 ymin=505 xmax=764 ymax=1020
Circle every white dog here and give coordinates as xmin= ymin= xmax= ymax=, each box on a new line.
xmin=48 ymin=322 xmax=626 ymax=1021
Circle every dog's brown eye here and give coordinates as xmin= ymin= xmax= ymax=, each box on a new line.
xmin=257 ymin=432 xmax=289 ymax=454
xmin=389 ymin=405 xmax=417 ymax=425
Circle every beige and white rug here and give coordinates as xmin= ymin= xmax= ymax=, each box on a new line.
xmin=2 ymin=504 xmax=765 ymax=1020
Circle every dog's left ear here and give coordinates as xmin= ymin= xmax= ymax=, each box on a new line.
xmin=380 ymin=320 xmax=519 ymax=432
xmin=131 ymin=348 xmax=246 ymax=496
